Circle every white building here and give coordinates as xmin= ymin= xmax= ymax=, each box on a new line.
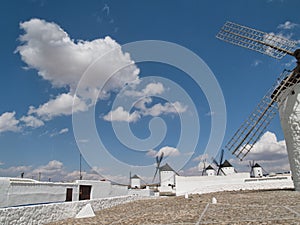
xmin=130 ymin=174 xmax=141 ymax=189
xmin=159 ymin=163 xmax=176 ymax=187
xmin=158 ymin=164 xmax=177 ymax=193
xmin=205 ymin=165 xmax=215 ymax=176
xmin=0 ymin=177 xmax=128 ymax=208
xmin=253 ymin=163 xmax=263 ymax=178
xmin=220 ymin=160 xmax=235 ymax=176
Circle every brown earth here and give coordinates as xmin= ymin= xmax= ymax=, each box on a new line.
xmin=48 ymin=189 xmax=300 ymax=225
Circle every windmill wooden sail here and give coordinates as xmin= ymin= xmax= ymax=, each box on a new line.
xmin=226 ymin=69 xmax=300 ymax=160
xmin=216 ymin=21 xmax=300 ymax=191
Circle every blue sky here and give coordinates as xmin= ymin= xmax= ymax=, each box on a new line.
xmin=0 ymin=0 xmax=299 ymax=183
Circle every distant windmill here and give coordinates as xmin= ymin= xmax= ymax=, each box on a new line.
xmin=212 ymin=149 xmax=226 ymax=176
xmin=152 ymin=152 xmax=164 ymax=183
xmin=249 ymin=160 xmax=255 ymax=177
xmin=216 ymin=21 xmax=300 ymax=190
xmin=201 ymin=159 xmax=206 ymax=176
xmin=249 ymin=160 xmax=267 ymax=178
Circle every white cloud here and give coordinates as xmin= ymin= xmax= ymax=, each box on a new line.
xmin=0 ymin=160 xmax=127 ymax=182
xmin=20 ymin=115 xmax=44 ymax=128
xmin=28 ymin=93 xmax=88 ymax=120
xmin=192 ymin=153 xmax=210 ymax=162
xmin=59 ymin=128 xmax=69 ymax=134
xmin=104 ymin=100 xmax=187 ymax=123
xmin=244 ymin=131 xmax=287 ymax=161
xmin=0 ymin=165 xmax=32 ymax=177
xmin=142 ymin=101 xmax=187 ymax=117
xmin=103 ymin=106 xmax=140 ymax=122
xmin=134 ymin=97 xmax=152 ymax=110
xmin=16 ymin=18 xmax=140 ymax=101
xmin=0 ymin=112 xmax=20 ymax=133
xmin=49 ymin=128 xmax=69 ymax=137
xmin=230 ymin=131 xmax=290 ymax=173
xmin=124 ymin=82 xmax=164 ymax=97
xmin=0 ymin=162 xmax=4 ymax=166
xmin=147 ymin=146 xmax=180 ymax=157
xmin=277 ymin=21 xmax=298 ymax=30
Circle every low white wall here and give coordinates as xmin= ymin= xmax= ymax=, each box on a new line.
xmin=76 ymin=180 xmax=128 ymax=199
xmin=128 ymin=189 xmax=154 ymax=197
xmin=0 ymin=178 xmax=78 ymax=208
xmin=176 ymin=174 xmax=294 ymax=196
xmin=0 ymin=195 xmax=145 ymax=225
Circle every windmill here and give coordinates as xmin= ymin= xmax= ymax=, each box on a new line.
xmin=249 ymin=160 xmax=267 ymax=177
xmin=249 ymin=160 xmax=255 ymax=177
xmin=201 ymin=159 xmax=206 ymax=176
xmin=212 ymin=149 xmax=226 ymax=175
xmin=216 ymin=21 xmax=300 ymax=190
xmin=152 ymin=152 xmax=164 ymax=183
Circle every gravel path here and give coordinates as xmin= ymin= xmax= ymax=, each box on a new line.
xmin=48 ymin=190 xmax=300 ymax=224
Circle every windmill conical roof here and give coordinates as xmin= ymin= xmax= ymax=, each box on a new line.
xmin=221 ymin=160 xmax=233 ymax=168
xmin=253 ymin=163 xmax=261 ymax=168
xmin=206 ymin=165 xmax=214 ymax=170
xmin=159 ymin=163 xmax=175 ymax=172
xmin=131 ymin=174 xmax=140 ymax=179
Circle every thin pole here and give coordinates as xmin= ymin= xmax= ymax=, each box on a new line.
xmin=79 ymin=153 xmax=82 ymax=180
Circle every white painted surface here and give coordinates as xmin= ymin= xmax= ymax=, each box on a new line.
xmin=75 ymin=203 xmax=95 ymax=218
xmin=128 ymin=189 xmax=154 ymax=196
xmin=175 ymin=173 xmax=293 ymax=196
xmin=206 ymin=168 xmax=215 ymax=176
xmin=131 ymin=178 xmax=141 ymax=189
xmin=76 ymin=180 xmax=124 ymax=199
xmin=0 ymin=195 xmax=145 ymax=225
xmin=0 ymin=177 xmax=78 ymax=208
xmin=221 ymin=166 xmax=235 ymax=176
xmin=158 ymin=185 xmax=174 ymax=193
xmin=253 ymin=167 xmax=262 ymax=178
xmin=160 ymin=171 xmax=175 ymax=187
xmin=0 ymin=177 xmax=128 ymax=208
xmin=278 ymin=82 xmax=300 ymax=191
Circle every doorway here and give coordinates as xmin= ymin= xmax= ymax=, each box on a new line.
xmin=79 ymin=185 xmax=92 ymax=200
xmin=66 ymin=188 xmax=73 ymax=201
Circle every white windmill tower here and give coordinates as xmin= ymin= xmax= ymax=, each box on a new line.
xmin=249 ymin=161 xmax=263 ymax=178
xmin=130 ymin=174 xmax=141 ymax=189
xmin=216 ymin=21 xmax=300 ymax=190
xmin=212 ymin=149 xmax=236 ymax=176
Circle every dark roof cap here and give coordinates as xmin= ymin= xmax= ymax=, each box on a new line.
xmin=253 ymin=163 xmax=261 ymax=168
xmin=159 ymin=163 xmax=175 ymax=172
xmin=221 ymin=160 xmax=233 ymax=168
xmin=206 ymin=165 xmax=214 ymax=170
xmin=131 ymin=174 xmax=140 ymax=179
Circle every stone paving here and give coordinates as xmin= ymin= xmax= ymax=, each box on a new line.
xmin=48 ymin=190 xmax=300 ymax=224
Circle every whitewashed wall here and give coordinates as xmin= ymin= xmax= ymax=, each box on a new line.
xmin=0 ymin=178 xmax=129 ymax=208
xmin=0 ymin=195 xmax=145 ymax=225
xmin=278 ymin=82 xmax=300 ymax=191
xmin=131 ymin=178 xmax=141 ymax=188
xmin=76 ymin=180 xmax=128 ymax=199
xmin=175 ymin=174 xmax=294 ymax=196
xmin=0 ymin=178 xmax=78 ymax=208
xmin=128 ymin=188 xmax=154 ymax=197
xmin=160 ymin=171 xmax=175 ymax=187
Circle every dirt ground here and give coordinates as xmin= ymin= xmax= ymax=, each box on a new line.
xmin=48 ymin=189 xmax=300 ymax=225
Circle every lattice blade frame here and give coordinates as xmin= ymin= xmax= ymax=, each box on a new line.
xmin=226 ymin=70 xmax=300 ymax=160
xmin=216 ymin=21 xmax=297 ymax=59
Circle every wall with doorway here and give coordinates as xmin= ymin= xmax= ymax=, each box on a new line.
xmin=0 ymin=177 xmax=78 ymax=208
